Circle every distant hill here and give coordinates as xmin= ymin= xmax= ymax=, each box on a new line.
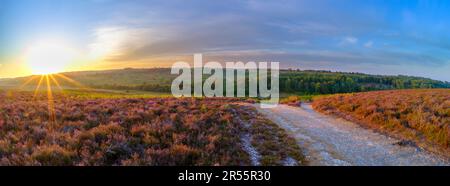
xmin=0 ymin=68 xmax=449 ymax=94
xmin=0 ymin=68 xmax=176 ymax=92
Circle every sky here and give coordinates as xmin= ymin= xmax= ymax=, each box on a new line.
xmin=1 ymin=0 xmax=450 ymax=81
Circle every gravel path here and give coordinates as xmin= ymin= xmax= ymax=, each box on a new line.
xmin=255 ymin=103 xmax=449 ymax=166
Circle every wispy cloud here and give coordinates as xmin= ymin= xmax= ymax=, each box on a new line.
xmin=2 ymin=0 xmax=450 ymax=81
xmin=340 ymin=36 xmax=359 ymax=45
xmin=364 ymin=41 xmax=374 ymax=48
xmin=88 ymin=27 xmax=156 ymax=61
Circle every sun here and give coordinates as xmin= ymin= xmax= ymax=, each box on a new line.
xmin=25 ymin=40 xmax=77 ymax=75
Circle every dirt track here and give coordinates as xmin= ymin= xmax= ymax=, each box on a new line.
xmin=255 ymin=103 xmax=449 ymax=166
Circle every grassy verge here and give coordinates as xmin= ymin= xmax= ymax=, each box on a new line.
xmin=232 ymin=105 xmax=306 ymax=165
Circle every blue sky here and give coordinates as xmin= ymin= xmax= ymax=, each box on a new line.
xmin=1 ymin=0 xmax=450 ymax=81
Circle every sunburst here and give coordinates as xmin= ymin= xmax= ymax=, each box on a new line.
xmin=19 ymin=73 xmax=88 ymax=125
xmin=19 ymin=39 xmax=88 ymax=125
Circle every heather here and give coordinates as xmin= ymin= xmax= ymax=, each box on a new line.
xmin=312 ymin=89 xmax=450 ymax=154
xmin=280 ymin=96 xmax=302 ymax=107
xmin=0 ymin=91 xmax=304 ymax=165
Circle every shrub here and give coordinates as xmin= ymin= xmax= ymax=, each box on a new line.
xmin=0 ymin=91 xmax=304 ymax=165
xmin=31 ymin=145 xmax=76 ymax=166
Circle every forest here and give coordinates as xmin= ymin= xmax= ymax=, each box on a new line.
xmin=279 ymin=70 xmax=450 ymax=94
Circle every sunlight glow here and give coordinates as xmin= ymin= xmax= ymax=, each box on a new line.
xmin=25 ymin=40 xmax=78 ymax=75
xmin=33 ymin=75 xmax=45 ymax=98
xmin=20 ymin=73 xmax=89 ymax=125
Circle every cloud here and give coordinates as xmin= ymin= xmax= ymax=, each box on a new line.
xmin=73 ymin=0 xmax=450 ymax=81
xmin=88 ymin=26 xmax=156 ymax=61
xmin=364 ymin=41 xmax=374 ymax=48
xmin=340 ymin=36 xmax=358 ymax=45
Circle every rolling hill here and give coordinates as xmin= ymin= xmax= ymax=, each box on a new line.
xmin=0 ymin=68 xmax=449 ymax=95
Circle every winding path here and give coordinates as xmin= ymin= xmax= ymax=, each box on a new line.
xmin=255 ymin=103 xmax=449 ymax=166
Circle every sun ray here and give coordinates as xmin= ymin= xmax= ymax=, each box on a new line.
xmin=54 ymin=73 xmax=90 ymax=90
xmin=45 ymin=75 xmax=57 ymax=125
xmin=19 ymin=75 xmax=39 ymax=89
xmin=33 ymin=75 xmax=45 ymax=98
xmin=26 ymin=73 xmax=90 ymax=126
xmin=49 ymin=74 xmax=64 ymax=93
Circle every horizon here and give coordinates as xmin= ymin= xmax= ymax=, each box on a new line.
xmin=1 ymin=0 xmax=450 ymax=81
xmin=1 ymin=66 xmax=448 ymax=84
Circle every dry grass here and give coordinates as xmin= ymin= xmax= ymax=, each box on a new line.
xmin=313 ymin=89 xmax=450 ymax=155
xmin=280 ymin=96 xmax=302 ymax=107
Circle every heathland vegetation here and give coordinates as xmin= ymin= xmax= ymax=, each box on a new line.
xmin=0 ymin=91 xmax=304 ymax=165
xmin=0 ymin=68 xmax=448 ymax=164
xmin=312 ymin=89 xmax=450 ymax=154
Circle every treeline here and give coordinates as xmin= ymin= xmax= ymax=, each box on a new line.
xmin=279 ymin=70 xmax=450 ymax=94
xmin=89 ymin=70 xmax=450 ymax=95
